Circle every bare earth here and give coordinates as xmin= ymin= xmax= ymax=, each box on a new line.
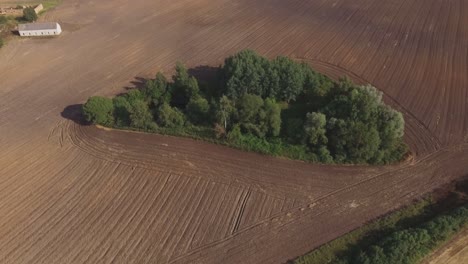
xmin=0 ymin=0 xmax=467 ymax=263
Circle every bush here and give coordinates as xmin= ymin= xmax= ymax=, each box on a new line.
xmin=23 ymin=7 xmax=38 ymax=22
xmin=82 ymin=96 xmax=114 ymax=126
xmin=0 ymin=37 xmax=4 ymax=48
xmin=128 ymin=99 xmax=155 ymax=130
xmin=171 ymin=62 xmax=199 ymax=108
xmin=156 ymin=103 xmax=185 ymax=128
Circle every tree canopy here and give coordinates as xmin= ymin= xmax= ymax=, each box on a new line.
xmin=81 ymin=50 xmax=407 ymax=164
xmin=82 ymin=96 xmax=114 ymax=126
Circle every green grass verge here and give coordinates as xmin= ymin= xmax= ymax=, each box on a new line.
xmin=41 ymin=0 xmax=62 ymax=10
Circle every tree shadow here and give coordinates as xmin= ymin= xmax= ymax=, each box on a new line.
xmin=61 ymin=104 xmax=87 ymax=125
xmin=188 ymin=65 xmax=223 ymax=98
xmin=123 ymin=76 xmax=147 ymax=91
xmin=188 ymin=65 xmax=220 ymax=83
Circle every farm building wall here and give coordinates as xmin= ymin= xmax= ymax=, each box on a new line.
xmin=19 ymin=23 xmax=62 ymax=37
xmin=19 ymin=29 xmax=61 ymax=36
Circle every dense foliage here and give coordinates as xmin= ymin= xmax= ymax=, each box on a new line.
xmin=23 ymin=7 xmax=38 ymax=22
xmin=350 ymin=206 xmax=468 ymax=264
xmin=295 ymin=199 xmax=468 ymax=264
xmin=82 ymin=50 xmax=408 ymax=164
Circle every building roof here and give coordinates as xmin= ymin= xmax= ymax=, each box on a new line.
xmin=18 ymin=22 xmax=59 ymax=31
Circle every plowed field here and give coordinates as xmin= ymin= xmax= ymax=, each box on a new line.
xmin=0 ymin=0 xmax=467 ymax=263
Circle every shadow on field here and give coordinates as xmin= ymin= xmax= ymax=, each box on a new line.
xmin=61 ymin=104 xmax=87 ymax=125
xmin=188 ymin=65 xmax=220 ymax=83
xmin=123 ymin=76 xmax=147 ymax=91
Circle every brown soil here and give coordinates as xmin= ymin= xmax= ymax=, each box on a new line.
xmin=0 ymin=0 xmax=467 ymax=263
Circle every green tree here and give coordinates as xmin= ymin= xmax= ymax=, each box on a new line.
xmin=23 ymin=7 xmax=38 ymax=22
xmin=215 ymin=95 xmax=236 ymax=131
xmin=236 ymin=94 xmax=266 ymax=137
xmin=171 ymin=62 xmax=199 ymax=108
xmin=125 ymin=89 xmax=145 ymax=104
xmin=345 ymin=121 xmax=381 ymax=163
xmin=272 ymin=56 xmax=305 ymax=102
xmin=227 ymin=124 xmax=243 ymax=144
xmin=143 ymin=72 xmax=170 ymax=107
xmin=375 ymin=105 xmax=405 ymax=163
xmin=128 ymin=99 xmax=155 ymax=130
xmin=326 ymin=117 xmax=348 ymax=162
xmin=263 ymin=98 xmax=281 ymax=137
xmin=304 ymin=112 xmax=328 ymax=146
xmin=223 ymin=50 xmax=270 ymax=99
xmin=112 ymin=96 xmax=131 ymax=127
xmin=156 ymin=103 xmax=185 ymax=127
xmin=186 ymin=96 xmax=210 ymax=124
xmin=303 ymin=65 xmax=333 ymax=105
xmin=82 ymin=96 xmax=114 ymax=126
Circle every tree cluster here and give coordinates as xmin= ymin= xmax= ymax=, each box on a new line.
xmin=82 ymin=50 xmax=408 ymax=164
xmin=82 ymin=63 xmax=282 ymax=139
xmin=220 ymin=50 xmax=407 ymax=164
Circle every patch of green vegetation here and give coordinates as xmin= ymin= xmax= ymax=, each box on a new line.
xmin=351 ymin=205 xmax=468 ymax=264
xmin=82 ymin=50 xmax=408 ymax=164
xmin=294 ymin=188 xmax=468 ymax=264
xmin=294 ymin=199 xmax=432 ymax=264
xmin=22 ymin=7 xmax=37 ymax=22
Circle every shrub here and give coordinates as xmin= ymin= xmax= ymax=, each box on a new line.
xmin=171 ymin=62 xmax=199 ymax=108
xmin=156 ymin=103 xmax=185 ymax=128
xmin=23 ymin=7 xmax=38 ymax=22
xmin=128 ymin=99 xmax=155 ymax=130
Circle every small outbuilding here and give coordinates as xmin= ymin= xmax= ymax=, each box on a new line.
xmin=18 ymin=22 xmax=62 ymax=37
xmin=34 ymin=4 xmax=44 ymax=14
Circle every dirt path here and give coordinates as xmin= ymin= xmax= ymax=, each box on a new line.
xmin=0 ymin=0 xmax=467 ymax=263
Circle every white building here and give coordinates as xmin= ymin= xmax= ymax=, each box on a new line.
xmin=18 ymin=22 xmax=62 ymax=37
